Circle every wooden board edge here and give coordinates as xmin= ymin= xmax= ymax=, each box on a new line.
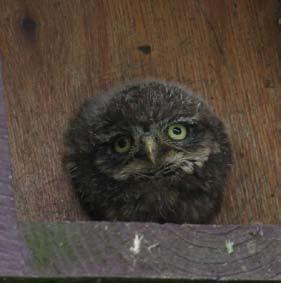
xmin=13 ymin=221 xmax=281 ymax=281
xmin=0 ymin=57 xmax=26 ymax=276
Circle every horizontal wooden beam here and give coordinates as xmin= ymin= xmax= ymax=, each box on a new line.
xmin=15 ymin=221 xmax=281 ymax=281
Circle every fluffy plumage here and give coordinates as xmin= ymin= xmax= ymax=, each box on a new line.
xmin=64 ymin=81 xmax=232 ymax=224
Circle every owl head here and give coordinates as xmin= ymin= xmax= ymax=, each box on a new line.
xmin=64 ymin=81 xmax=232 ymax=223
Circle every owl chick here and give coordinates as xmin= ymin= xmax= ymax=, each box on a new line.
xmin=64 ymin=81 xmax=232 ymax=224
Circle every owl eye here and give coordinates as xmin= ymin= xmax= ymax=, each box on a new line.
xmin=114 ymin=137 xmax=131 ymax=153
xmin=167 ymin=123 xmax=187 ymax=141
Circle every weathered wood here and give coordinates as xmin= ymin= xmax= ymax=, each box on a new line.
xmin=16 ymin=221 xmax=281 ymax=280
xmin=0 ymin=61 xmax=24 ymax=276
xmin=0 ymin=0 xmax=280 ymax=224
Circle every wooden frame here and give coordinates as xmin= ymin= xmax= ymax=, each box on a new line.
xmin=1 ymin=71 xmax=281 ymax=282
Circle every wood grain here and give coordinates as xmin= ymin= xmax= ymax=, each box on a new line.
xmin=18 ymin=221 xmax=281 ymax=280
xmin=0 ymin=0 xmax=280 ymax=223
xmin=0 ymin=61 xmax=24 ymax=276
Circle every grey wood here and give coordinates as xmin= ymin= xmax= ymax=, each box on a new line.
xmin=0 ymin=61 xmax=24 ymax=276
xmin=17 ymin=222 xmax=281 ymax=281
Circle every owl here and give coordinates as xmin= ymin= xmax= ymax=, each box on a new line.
xmin=64 ymin=81 xmax=232 ymax=224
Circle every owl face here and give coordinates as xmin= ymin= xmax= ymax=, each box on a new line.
xmin=94 ymin=116 xmax=212 ymax=182
xmin=87 ymin=83 xmax=219 ymax=183
xmin=64 ymin=81 xmax=232 ymax=223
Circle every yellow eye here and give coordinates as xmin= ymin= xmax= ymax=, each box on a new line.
xmin=167 ymin=124 xmax=187 ymax=141
xmin=114 ymin=137 xmax=131 ymax=153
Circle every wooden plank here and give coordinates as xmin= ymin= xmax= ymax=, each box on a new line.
xmin=0 ymin=0 xmax=280 ymax=224
xmin=17 ymin=221 xmax=281 ymax=281
xmin=0 ymin=60 xmax=24 ymax=276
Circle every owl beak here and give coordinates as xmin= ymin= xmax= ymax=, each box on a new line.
xmin=143 ymin=136 xmax=157 ymax=165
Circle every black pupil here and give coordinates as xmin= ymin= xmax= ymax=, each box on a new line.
xmin=173 ymin=127 xmax=182 ymax=135
xmin=117 ymin=138 xmax=127 ymax=148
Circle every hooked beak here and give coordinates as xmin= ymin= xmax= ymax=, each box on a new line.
xmin=143 ymin=136 xmax=157 ymax=165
